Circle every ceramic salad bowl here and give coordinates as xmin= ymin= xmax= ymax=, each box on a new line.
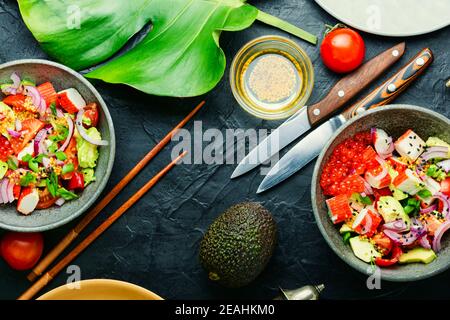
xmin=0 ymin=59 xmax=115 ymax=232
xmin=312 ymin=105 xmax=450 ymax=281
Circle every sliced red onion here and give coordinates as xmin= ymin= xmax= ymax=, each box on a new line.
xmin=42 ymin=157 xmax=51 ymax=169
xmin=34 ymin=128 xmax=48 ymax=155
xmin=410 ymin=218 xmax=427 ymax=238
xmin=421 ymin=146 xmax=449 ymax=161
xmin=383 ymin=229 xmax=418 ymax=246
xmin=24 ymin=85 xmax=42 ymax=108
xmin=7 ymin=179 xmax=14 ymax=203
xmin=437 ymin=160 xmax=450 ymax=173
xmin=58 ymin=115 xmax=74 ymax=152
xmin=372 ymin=156 xmax=388 ymax=180
xmin=360 ymin=214 xmax=373 ymax=235
xmin=7 ymin=129 xmax=21 ymax=138
xmin=55 ymin=198 xmax=65 ymax=206
xmin=432 ymin=220 xmax=450 ymax=252
xmin=75 ymin=110 xmax=108 ymax=146
xmin=363 ymin=180 xmax=374 ymax=195
xmin=10 ymin=72 xmax=21 ymax=89
xmin=1 ymin=85 xmax=17 ymax=95
xmin=419 ymin=236 xmax=431 ymax=250
xmin=38 ymin=96 xmax=47 ymax=117
xmin=56 ymin=108 xmax=64 ymax=118
xmin=0 ymin=179 xmax=9 ymax=204
xmin=431 ymin=192 xmax=450 ymax=218
xmin=383 ymin=219 xmax=409 ymax=233
xmin=420 ymin=204 xmax=438 ymax=214
xmin=15 ymin=119 xmax=22 ymax=131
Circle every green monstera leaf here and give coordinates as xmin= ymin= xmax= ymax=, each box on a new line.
xmin=18 ymin=0 xmax=316 ymax=97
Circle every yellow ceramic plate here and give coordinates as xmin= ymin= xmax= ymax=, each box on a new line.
xmin=37 ymin=279 xmax=163 ymax=300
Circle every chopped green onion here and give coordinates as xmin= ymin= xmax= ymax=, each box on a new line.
xmin=34 ymin=154 xmax=46 ymax=164
xmin=50 ymin=102 xmax=57 ymax=116
xmin=418 ymin=189 xmax=432 ymax=199
xmin=28 ymin=159 xmax=39 ymax=173
xmin=6 ymin=156 xmax=18 ymax=170
xmin=55 ymin=151 xmax=67 ymax=161
xmin=20 ymin=172 xmax=36 ymax=187
xmin=62 ymin=163 xmax=74 ymax=175
xmin=404 ymin=205 xmax=416 ymax=216
xmin=57 ymin=187 xmax=78 ymax=201
xmin=342 ymin=232 xmax=352 ymax=245
xmin=426 ymin=165 xmax=437 ymax=177
xmin=46 ymin=171 xmax=58 ymax=197
xmin=22 ymin=154 xmax=33 ymax=163
xmin=48 ymin=142 xmax=58 ymax=154
xmin=360 ymin=195 xmax=373 ymax=205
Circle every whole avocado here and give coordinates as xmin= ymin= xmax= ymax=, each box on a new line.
xmin=199 ymin=202 xmax=277 ymax=288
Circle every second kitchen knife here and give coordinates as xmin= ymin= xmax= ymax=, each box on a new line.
xmin=257 ymin=48 xmax=434 ymax=193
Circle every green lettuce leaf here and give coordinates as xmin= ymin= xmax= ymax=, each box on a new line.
xmin=76 ymin=127 xmax=101 ymax=169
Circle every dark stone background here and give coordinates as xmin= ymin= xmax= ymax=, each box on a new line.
xmin=0 ymin=0 xmax=449 ymax=300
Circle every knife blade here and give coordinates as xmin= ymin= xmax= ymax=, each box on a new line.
xmin=257 ymin=48 xmax=433 ymax=193
xmin=231 ymin=42 xmax=406 ymax=179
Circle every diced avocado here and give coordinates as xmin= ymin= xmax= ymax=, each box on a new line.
xmin=389 ymin=185 xmax=408 ymax=201
xmin=349 ymin=237 xmax=381 ymax=263
xmin=426 ymin=137 xmax=450 ymax=157
xmin=339 ymin=224 xmax=353 ymax=234
xmin=399 ymin=248 xmax=437 ymax=264
xmin=377 ymin=196 xmax=411 ymax=228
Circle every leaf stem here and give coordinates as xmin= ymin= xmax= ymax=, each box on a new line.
xmin=256 ymin=10 xmax=317 ymax=45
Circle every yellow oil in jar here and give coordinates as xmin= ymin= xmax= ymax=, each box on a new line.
xmin=237 ymin=49 xmax=309 ymax=116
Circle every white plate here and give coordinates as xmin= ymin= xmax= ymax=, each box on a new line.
xmin=315 ymin=0 xmax=450 ymax=37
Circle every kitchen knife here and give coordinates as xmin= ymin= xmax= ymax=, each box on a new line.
xmin=257 ymin=48 xmax=433 ymax=194
xmin=231 ymin=42 xmax=406 ymax=179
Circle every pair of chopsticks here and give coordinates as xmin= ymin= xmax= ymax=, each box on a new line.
xmin=18 ymin=101 xmax=206 ymax=300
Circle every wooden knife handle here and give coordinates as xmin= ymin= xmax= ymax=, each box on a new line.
xmin=341 ymin=48 xmax=433 ymax=120
xmin=307 ymin=42 xmax=406 ymax=126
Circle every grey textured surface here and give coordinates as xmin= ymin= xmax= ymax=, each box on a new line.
xmin=312 ymin=105 xmax=450 ymax=282
xmin=0 ymin=0 xmax=449 ymax=299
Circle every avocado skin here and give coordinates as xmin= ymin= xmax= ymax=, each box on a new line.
xmin=199 ymin=202 xmax=277 ymax=288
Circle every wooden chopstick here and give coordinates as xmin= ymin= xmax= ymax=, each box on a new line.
xmin=27 ymin=101 xmax=205 ymax=282
xmin=18 ymin=151 xmax=188 ymax=300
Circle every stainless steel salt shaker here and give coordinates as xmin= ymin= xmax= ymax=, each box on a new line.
xmin=275 ymin=284 xmax=325 ymax=300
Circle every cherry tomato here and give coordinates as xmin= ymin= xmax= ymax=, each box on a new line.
xmin=440 ymin=178 xmax=450 ymax=197
xmin=320 ymin=26 xmax=365 ymax=73
xmin=36 ymin=187 xmax=58 ymax=210
xmin=9 ymin=119 xmax=44 ymax=154
xmin=0 ymin=232 xmax=44 ymax=271
xmin=375 ymin=246 xmax=402 ymax=267
xmin=2 ymin=94 xmax=27 ymax=112
xmin=83 ymin=103 xmax=99 ymax=128
xmin=61 ymin=137 xmax=79 ymax=180
xmin=68 ymin=172 xmax=84 ymax=191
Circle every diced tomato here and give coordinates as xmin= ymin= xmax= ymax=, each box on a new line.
xmin=36 ymin=187 xmax=57 ymax=210
xmin=423 ymin=214 xmax=442 ymax=236
xmin=440 ymin=178 xmax=450 ymax=197
xmin=13 ymin=185 xmax=21 ymax=200
xmin=2 ymin=94 xmax=27 ymax=112
xmin=372 ymin=233 xmax=393 ymax=256
xmin=37 ymin=82 xmax=57 ymax=107
xmin=326 ymin=194 xmax=352 ymax=224
xmin=82 ymin=103 xmax=99 ymax=128
xmin=0 ymin=135 xmax=14 ymax=162
xmin=68 ymin=172 xmax=84 ymax=191
xmin=61 ymin=137 xmax=78 ymax=180
xmin=9 ymin=119 xmax=44 ymax=154
xmin=375 ymin=246 xmax=402 ymax=267
xmin=353 ymin=209 xmax=382 ymax=237
xmin=362 ymin=146 xmax=378 ymax=170
xmin=373 ymin=187 xmax=392 ymax=200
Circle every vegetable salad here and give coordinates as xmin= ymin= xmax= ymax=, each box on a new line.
xmin=0 ymin=72 xmax=108 ymax=215
xmin=320 ymin=128 xmax=450 ymax=267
